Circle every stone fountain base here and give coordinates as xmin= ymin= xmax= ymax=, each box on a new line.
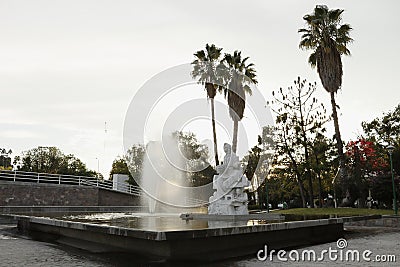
xmin=7 ymin=214 xmax=376 ymax=261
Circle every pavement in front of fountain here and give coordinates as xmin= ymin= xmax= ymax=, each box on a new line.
xmin=0 ymin=224 xmax=399 ymax=266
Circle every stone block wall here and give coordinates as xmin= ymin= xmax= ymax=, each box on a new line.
xmin=98 ymin=188 xmax=140 ymax=206
xmin=0 ymin=181 xmax=139 ymax=206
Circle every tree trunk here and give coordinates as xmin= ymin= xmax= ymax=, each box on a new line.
xmin=314 ymin=153 xmax=323 ymax=208
xmin=330 ymin=92 xmax=346 ymax=180
xmin=298 ymin=89 xmax=314 ymax=208
xmin=317 ymin=173 xmax=323 ymax=208
xmin=358 ymin=189 xmax=367 ymax=208
xmin=232 ymin=119 xmax=238 ymax=153
xmin=282 ymin=126 xmax=306 ymax=208
xmin=354 ymin=151 xmax=366 ymax=209
xmin=306 ymin=170 xmax=314 ymax=208
xmin=296 ymin=175 xmax=307 ymax=208
xmin=210 ymin=98 xmax=219 ymax=166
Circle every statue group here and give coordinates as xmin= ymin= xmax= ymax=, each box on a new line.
xmin=208 ymin=143 xmax=250 ymax=215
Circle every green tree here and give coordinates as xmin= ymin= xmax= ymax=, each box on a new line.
xmin=222 ymin=50 xmax=257 ymax=153
xmin=0 ymin=148 xmax=13 ymax=170
xmin=267 ymin=159 xmax=305 ymax=208
xmin=270 ymin=77 xmax=329 ymax=207
xmin=174 ymin=131 xmax=216 ymax=187
xmin=124 ymin=144 xmax=145 ymax=186
xmin=309 ymin=133 xmax=336 ymax=207
xmin=370 ymin=174 xmax=399 ymax=208
xmin=191 ymin=43 xmax=223 ymax=166
xmin=361 ymin=105 xmax=400 ymax=209
xmin=272 ymin=113 xmax=307 ymax=207
xmin=242 ymin=128 xmax=276 ymax=206
xmin=362 ymin=104 xmax=400 ymax=174
xmin=15 ymin=146 xmax=97 ymax=177
xmin=109 ymin=157 xmax=137 ymax=186
xmin=242 ymin=136 xmax=263 ymax=206
xmin=299 ymin=5 xmax=353 ymax=182
xmin=243 ymin=136 xmax=263 ymax=182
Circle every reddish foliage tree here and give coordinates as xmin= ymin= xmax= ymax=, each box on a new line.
xmin=346 ymin=139 xmax=387 ymax=173
xmin=345 ymin=138 xmax=388 ymax=207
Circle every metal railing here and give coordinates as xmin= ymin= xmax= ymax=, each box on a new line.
xmin=0 ymin=170 xmax=211 ymax=207
xmin=0 ymin=170 xmax=142 ymax=196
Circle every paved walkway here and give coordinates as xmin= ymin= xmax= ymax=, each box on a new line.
xmin=212 ymin=226 xmax=400 ymax=267
xmin=0 ymin=225 xmax=108 ymax=266
xmin=1 ymin=225 xmax=399 ymax=266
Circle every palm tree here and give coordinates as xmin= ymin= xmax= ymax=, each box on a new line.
xmin=191 ymin=44 xmax=223 ymax=166
xmin=222 ymin=51 xmax=257 ymax=153
xmin=299 ymin=5 xmax=352 ymax=180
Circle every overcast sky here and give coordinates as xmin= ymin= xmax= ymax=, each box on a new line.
xmin=1 ymin=0 xmax=399 ymax=177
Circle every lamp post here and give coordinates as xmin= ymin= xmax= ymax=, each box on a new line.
xmin=262 ymin=160 xmax=270 ymax=213
xmin=387 ymin=145 xmax=397 ymax=215
xmin=265 ymin=177 xmax=269 ymax=213
xmin=95 ymin=157 xmax=100 ymax=179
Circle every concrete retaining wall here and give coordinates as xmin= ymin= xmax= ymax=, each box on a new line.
xmin=98 ymin=188 xmax=138 ymax=206
xmin=0 ymin=181 xmax=140 ymax=207
xmin=344 ymin=215 xmax=400 ymax=228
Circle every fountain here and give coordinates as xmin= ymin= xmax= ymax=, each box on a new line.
xmin=139 ymin=134 xmax=210 ymax=214
xmin=9 ymin=141 xmax=348 ymax=261
xmin=140 ymin=136 xmax=188 ymax=213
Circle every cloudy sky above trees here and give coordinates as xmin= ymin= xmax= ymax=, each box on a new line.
xmin=1 ymin=0 xmax=399 ymax=176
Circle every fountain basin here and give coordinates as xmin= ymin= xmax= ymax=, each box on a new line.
xmin=180 ymin=212 xmax=285 ymax=221
xmin=7 ymin=213 xmax=365 ymax=261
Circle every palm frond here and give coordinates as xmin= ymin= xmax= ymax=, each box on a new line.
xmin=298 ymin=4 xmax=352 ymax=91
xmin=308 ymin=51 xmax=317 ymax=68
xmin=191 ymin=44 xmax=224 ymax=97
xmin=328 ymin=9 xmax=344 ymax=23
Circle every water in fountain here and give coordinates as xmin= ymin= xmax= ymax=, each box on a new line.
xmin=140 ymin=135 xmax=189 ymax=213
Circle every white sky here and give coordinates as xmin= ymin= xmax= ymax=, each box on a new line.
xmin=1 ymin=0 xmax=399 ymax=177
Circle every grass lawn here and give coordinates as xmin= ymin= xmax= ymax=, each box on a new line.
xmin=271 ymin=208 xmax=395 ymax=216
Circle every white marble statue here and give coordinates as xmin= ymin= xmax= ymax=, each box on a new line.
xmin=208 ymin=143 xmax=250 ymax=215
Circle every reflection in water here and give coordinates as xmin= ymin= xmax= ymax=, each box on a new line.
xmin=55 ymin=213 xmax=334 ymax=231
xmin=60 ymin=213 xmax=257 ymax=231
xmin=61 ymin=213 xmax=210 ymax=231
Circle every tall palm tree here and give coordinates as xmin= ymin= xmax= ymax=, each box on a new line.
xmin=222 ymin=51 xmax=257 ymax=153
xmin=299 ymin=5 xmax=352 ymax=180
xmin=191 ymin=44 xmax=223 ymax=166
